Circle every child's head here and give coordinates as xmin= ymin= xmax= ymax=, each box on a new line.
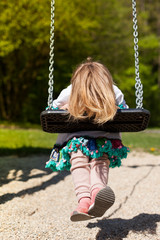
xmin=68 ymin=58 xmax=117 ymax=124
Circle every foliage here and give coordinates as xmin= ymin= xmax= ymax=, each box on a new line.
xmin=0 ymin=0 xmax=160 ymax=126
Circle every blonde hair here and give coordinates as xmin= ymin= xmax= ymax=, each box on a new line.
xmin=68 ymin=58 xmax=117 ymax=124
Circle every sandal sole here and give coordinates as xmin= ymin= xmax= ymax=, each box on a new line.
xmin=88 ymin=186 xmax=115 ymax=217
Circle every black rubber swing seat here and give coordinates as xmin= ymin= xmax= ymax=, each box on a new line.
xmin=40 ymin=108 xmax=150 ymax=133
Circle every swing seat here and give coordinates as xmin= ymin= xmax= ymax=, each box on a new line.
xmin=40 ymin=108 xmax=150 ymax=133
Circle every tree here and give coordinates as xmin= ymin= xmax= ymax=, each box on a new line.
xmin=0 ymin=0 xmax=159 ymax=126
xmin=0 ymin=0 xmax=50 ymax=121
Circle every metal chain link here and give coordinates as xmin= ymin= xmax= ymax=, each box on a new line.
xmin=132 ymin=0 xmax=143 ymax=108
xmin=47 ymin=0 xmax=143 ymax=109
xmin=47 ymin=0 xmax=55 ymax=109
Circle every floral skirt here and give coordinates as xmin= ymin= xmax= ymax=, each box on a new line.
xmin=45 ymin=137 xmax=130 ymax=172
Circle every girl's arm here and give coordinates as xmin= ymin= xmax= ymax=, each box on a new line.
xmin=52 ymin=85 xmax=72 ymax=109
xmin=113 ymin=85 xmax=129 ymax=109
xmin=52 ymin=86 xmax=71 ymax=145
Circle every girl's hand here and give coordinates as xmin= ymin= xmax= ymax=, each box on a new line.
xmin=60 ymin=104 xmax=69 ymax=110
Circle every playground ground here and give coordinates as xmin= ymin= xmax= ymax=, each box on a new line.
xmin=0 ymin=151 xmax=160 ymax=240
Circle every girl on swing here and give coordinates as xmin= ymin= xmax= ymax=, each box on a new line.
xmin=46 ymin=58 xmax=129 ymax=221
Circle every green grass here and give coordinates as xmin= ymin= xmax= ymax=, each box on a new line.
xmin=122 ymin=131 xmax=160 ymax=154
xmin=0 ymin=128 xmax=160 ymax=156
xmin=0 ymin=121 xmax=41 ymax=129
xmin=0 ymin=128 xmax=57 ymax=156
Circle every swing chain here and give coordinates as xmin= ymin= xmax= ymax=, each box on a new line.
xmin=132 ymin=0 xmax=143 ymax=108
xmin=47 ymin=0 xmax=143 ymax=109
xmin=48 ymin=0 xmax=55 ymax=109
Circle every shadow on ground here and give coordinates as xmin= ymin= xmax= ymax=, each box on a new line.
xmin=0 ymin=152 xmax=70 ymax=204
xmin=0 ymin=146 xmax=51 ymax=157
xmin=87 ymin=213 xmax=160 ymax=240
xmin=0 ymin=150 xmax=159 ymax=206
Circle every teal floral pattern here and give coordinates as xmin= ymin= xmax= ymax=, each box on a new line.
xmin=45 ymin=137 xmax=129 ymax=171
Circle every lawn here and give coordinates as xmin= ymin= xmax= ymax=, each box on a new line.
xmin=0 ymin=128 xmax=160 ymax=156
xmin=122 ymin=131 xmax=160 ymax=154
xmin=0 ymin=128 xmax=57 ymax=156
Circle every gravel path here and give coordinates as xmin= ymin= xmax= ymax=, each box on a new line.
xmin=0 ymin=151 xmax=160 ymax=240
